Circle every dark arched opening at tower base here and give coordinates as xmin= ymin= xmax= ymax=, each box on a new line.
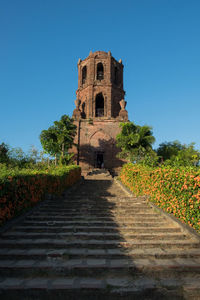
xmin=95 ymin=151 xmax=104 ymax=168
xmin=95 ymin=93 xmax=104 ymax=117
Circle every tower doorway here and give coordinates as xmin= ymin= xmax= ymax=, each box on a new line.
xmin=95 ymin=152 xmax=104 ymax=168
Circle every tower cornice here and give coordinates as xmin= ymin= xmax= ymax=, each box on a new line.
xmin=74 ymin=51 xmax=128 ymax=121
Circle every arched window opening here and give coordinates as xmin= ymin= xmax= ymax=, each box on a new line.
xmin=97 ymin=63 xmax=104 ymax=80
xmin=114 ymin=67 xmax=118 ymax=85
xmin=95 ymin=93 xmax=104 ymax=117
xmin=82 ymin=66 xmax=87 ymax=84
xmin=81 ymin=102 xmax=86 ymax=119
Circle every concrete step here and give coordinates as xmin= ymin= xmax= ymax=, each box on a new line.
xmin=1 ymin=258 xmax=200 ymax=278
xmin=42 ymin=198 xmax=147 ymax=204
xmin=29 ymin=210 xmax=161 ymax=217
xmin=0 ymin=238 xmax=199 ymax=249
xmin=44 ymin=196 xmax=141 ymax=200
xmin=0 ymin=248 xmax=200 ymax=260
xmin=42 ymin=200 xmax=147 ymax=206
xmin=19 ymin=220 xmax=171 ymax=227
xmin=11 ymin=226 xmax=182 ymax=233
xmin=37 ymin=208 xmax=153 ymax=213
xmin=38 ymin=207 xmax=151 ymax=212
xmin=24 ymin=215 xmax=166 ymax=221
xmin=0 ymin=275 xmax=199 ymax=300
xmin=40 ymin=204 xmax=148 ymax=209
xmin=1 ymin=232 xmax=189 ymax=241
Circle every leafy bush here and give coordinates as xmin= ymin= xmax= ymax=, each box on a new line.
xmin=0 ymin=165 xmax=81 ymax=225
xmin=120 ymin=163 xmax=200 ymax=232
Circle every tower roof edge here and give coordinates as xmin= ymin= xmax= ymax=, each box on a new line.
xmin=79 ymin=51 xmax=122 ymax=65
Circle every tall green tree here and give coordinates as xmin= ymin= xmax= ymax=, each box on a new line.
xmin=40 ymin=115 xmax=77 ymax=164
xmin=28 ymin=145 xmax=40 ymax=164
xmin=0 ymin=143 xmax=9 ymax=164
xmin=157 ymin=141 xmax=200 ymax=166
xmin=116 ymin=122 xmax=155 ymax=162
xmin=156 ymin=141 xmax=183 ymax=161
xmin=8 ymin=147 xmax=30 ymax=167
xmin=40 ymin=126 xmax=59 ymax=158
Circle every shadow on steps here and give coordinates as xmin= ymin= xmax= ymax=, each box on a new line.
xmin=0 ymin=171 xmax=199 ymax=299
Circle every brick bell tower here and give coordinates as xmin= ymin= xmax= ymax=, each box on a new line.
xmin=72 ymin=50 xmax=128 ymax=172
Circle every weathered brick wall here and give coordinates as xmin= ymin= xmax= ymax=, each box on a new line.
xmin=76 ymin=51 xmax=125 ymax=119
xmin=71 ymin=119 xmax=124 ymax=172
xmin=71 ymin=51 xmax=128 ymax=172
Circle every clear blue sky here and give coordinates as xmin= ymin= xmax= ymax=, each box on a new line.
xmin=1 ymin=0 xmax=200 ymax=153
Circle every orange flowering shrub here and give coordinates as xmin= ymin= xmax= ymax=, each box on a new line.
xmin=120 ymin=163 xmax=200 ymax=232
xmin=0 ymin=165 xmax=81 ymax=225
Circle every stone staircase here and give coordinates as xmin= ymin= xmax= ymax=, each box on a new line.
xmin=0 ymin=169 xmax=200 ymax=299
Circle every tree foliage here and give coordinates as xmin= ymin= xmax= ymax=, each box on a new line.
xmin=0 ymin=143 xmax=43 ymax=168
xmin=28 ymin=145 xmax=40 ymax=164
xmin=40 ymin=115 xmax=76 ymax=164
xmin=157 ymin=141 xmax=183 ymax=161
xmin=0 ymin=143 xmax=9 ymax=164
xmin=157 ymin=141 xmax=200 ymax=166
xmin=8 ymin=147 xmax=29 ymax=167
xmin=40 ymin=126 xmax=59 ymax=157
xmin=116 ymin=122 xmax=155 ymax=162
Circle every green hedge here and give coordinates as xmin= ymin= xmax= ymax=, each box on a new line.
xmin=120 ymin=163 xmax=200 ymax=232
xmin=0 ymin=165 xmax=81 ymax=225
